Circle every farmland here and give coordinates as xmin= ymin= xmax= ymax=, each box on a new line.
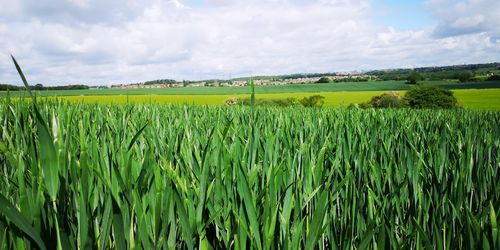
xmin=1 ymin=61 xmax=500 ymax=249
xmin=0 ymin=98 xmax=499 ymax=249
xmin=3 ymin=0 xmax=500 ymax=247
xmin=1 ymin=79 xmax=500 ymax=97
xmin=36 ymin=88 xmax=500 ymax=110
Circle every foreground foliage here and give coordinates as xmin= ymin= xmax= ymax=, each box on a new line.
xmin=0 ymin=98 xmax=499 ymax=249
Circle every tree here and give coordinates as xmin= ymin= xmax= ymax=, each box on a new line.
xmin=406 ymin=71 xmax=422 ymax=84
xmin=404 ymin=85 xmax=457 ymax=109
xmin=32 ymin=84 xmax=44 ymax=90
xmin=316 ymin=77 xmax=331 ymax=83
xmin=457 ymin=71 xmax=473 ymax=82
xmin=487 ymin=74 xmax=500 ymax=81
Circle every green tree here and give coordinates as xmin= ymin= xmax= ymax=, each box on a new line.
xmin=32 ymin=83 xmax=44 ymax=90
xmin=406 ymin=71 xmax=422 ymax=84
xmin=316 ymin=77 xmax=331 ymax=83
xmin=487 ymin=74 xmax=500 ymax=81
xmin=404 ymin=86 xmax=457 ymax=109
xmin=457 ymin=71 xmax=473 ymax=82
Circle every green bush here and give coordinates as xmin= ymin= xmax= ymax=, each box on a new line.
xmin=300 ymin=95 xmax=325 ymax=107
xmin=369 ymin=92 xmax=407 ymax=108
xmin=404 ymin=85 xmax=457 ymax=109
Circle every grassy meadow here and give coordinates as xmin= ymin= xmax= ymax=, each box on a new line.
xmin=37 ymin=88 xmax=500 ymax=110
xmin=1 ymin=79 xmax=500 ymax=97
xmin=0 ymin=99 xmax=499 ymax=249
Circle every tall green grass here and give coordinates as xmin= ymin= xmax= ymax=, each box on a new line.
xmin=0 ymin=99 xmax=499 ymax=249
xmin=0 ymin=56 xmax=499 ymax=249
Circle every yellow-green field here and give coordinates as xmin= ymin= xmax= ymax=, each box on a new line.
xmin=42 ymin=88 xmax=500 ymax=110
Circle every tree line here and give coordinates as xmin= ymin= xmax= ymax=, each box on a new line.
xmin=0 ymin=83 xmax=89 ymax=91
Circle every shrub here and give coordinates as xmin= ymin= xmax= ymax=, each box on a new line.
xmin=404 ymin=85 xmax=457 ymax=109
xmin=300 ymin=95 xmax=325 ymax=107
xmin=316 ymin=77 xmax=331 ymax=83
xmin=369 ymin=92 xmax=407 ymax=108
xmin=225 ymin=97 xmax=240 ymax=105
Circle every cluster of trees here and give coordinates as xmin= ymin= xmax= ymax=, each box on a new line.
xmin=0 ymin=84 xmax=89 ymax=91
xmin=404 ymin=70 xmax=476 ymax=84
xmin=333 ymin=77 xmax=370 ymax=83
xmin=361 ymin=86 xmax=458 ymax=109
xmin=368 ymin=62 xmax=500 ymax=82
xmin=375 ymin=70 xmax=477 ymax=83
xmin=0 ymin=84 xmax=19 ymax=91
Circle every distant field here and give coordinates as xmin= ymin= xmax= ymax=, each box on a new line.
xmin=41 ymin=89 xmax=500 ymax=110
xmin=2 ymin=80 xmax=500 ymax=97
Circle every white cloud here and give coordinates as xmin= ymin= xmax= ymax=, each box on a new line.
xmin=0 ymin=0 xmax=498 ymax=85
xmin=426 ymin=0 xmax=500 ymax=37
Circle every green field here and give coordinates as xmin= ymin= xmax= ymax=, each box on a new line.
xmin=41 ymin=88 xmax=500 ymax=110
xmin=2 ymin=80 xmax=500 ymax=97
xmin=1 ymin=100 xmax=499 ymax=249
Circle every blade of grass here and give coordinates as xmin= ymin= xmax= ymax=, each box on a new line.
xmin=0 ymin=193 xmax=47 ymax=250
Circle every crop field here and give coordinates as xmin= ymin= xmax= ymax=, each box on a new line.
xmin=0 ymin=98 xmax=499 ymax=249
xmin=1 ymin=80 xmax=500 ymax=97
xmin=37 ymin=88 xmax=500 ymax=110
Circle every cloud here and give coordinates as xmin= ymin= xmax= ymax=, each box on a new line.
xmin=0 ymin=0 xmax=499 ymax=85
xmin=0 ymin=0 xmax=155 ymax=24
xmin=426 ymin=0 xmax=500 ymax=37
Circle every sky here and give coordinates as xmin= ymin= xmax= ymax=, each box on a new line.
xmin=0 ymin=0 xmax=499 ymax=85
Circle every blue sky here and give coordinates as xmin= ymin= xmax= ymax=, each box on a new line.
xmin=186 ymin=0 xmax=436 ymax=30
xmin=0 ymin=0 xmax=498 ymax=85
xmin=373 ymin=0 xmax=434 ymax=30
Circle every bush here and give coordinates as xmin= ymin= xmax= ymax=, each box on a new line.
xmin=225 ymin=97 xmax=240 ymax=106
xmin=300 ymin=95 xmax=325 ymax=107
xmin=369 ymin=92 xmax=407 ymax=108
xmin=404 ymin=86 xmax=457 ymax=109
xmin=316 ymin=77 xmax=331 ymax=83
